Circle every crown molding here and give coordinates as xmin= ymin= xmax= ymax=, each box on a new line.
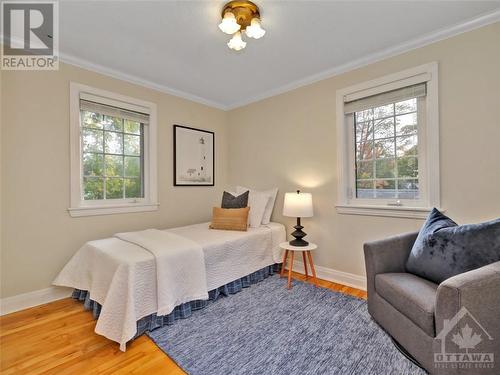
xmin=225 ymin=8 xmax=500 ymax=110
xmin=58 ymin=52 xmax=230 ymax=110
xmin=0 ymin=34 xmax=228 ymax=110
xmin=6 ymin=9 xmax=498 ymax=111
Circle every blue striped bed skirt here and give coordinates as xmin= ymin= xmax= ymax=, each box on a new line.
xmin=72 ymin=263 xmax=280 ymax=340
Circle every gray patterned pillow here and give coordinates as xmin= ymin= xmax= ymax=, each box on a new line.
xmin=221 ymin=191 xmax=249 ymax=209
xmin=406 ymin=208 xmax=500 ymax=284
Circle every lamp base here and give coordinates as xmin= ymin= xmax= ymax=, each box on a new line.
xmin=289 ymin=218 xmax=309 ymax=247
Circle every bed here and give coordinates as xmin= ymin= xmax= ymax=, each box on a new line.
xmin=54 ymin=222 xmax=286 ymax=350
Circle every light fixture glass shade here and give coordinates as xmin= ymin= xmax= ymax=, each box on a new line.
xmin=245 ymin=17 xmax=266 ymax=39
xmin=227 ymin=31 xmax=246 ymax=51
xmin=283 ymin=191 xmax=313 ymax=218
xmin=218 ymin=12 xmax=241 ymax=35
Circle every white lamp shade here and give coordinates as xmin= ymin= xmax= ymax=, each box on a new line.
xmin=227 ymin=31 xmax=246 ymax=51
xmin=218 ymin=12 xmax=241 ymax=35
xmin=245 ymin=18 xmax=266 ymax=39
xmin=283 ymin=191 xmax=313 ymax=218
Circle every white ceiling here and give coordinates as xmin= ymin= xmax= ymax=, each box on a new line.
xmin=59 ymin=1 xmax=500 ymax=109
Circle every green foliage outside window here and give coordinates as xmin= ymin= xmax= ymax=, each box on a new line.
xmin=81 ymin=111 xmax=143 ymax=200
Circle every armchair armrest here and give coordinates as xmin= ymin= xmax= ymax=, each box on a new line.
xmin=435 ymin=261 xmax=500 ymax=335
xmin=364 ymin=231 xmax=418 ymax=296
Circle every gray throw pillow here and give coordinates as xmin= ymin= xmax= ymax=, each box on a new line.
xmin=406 ymin=208 xmax=500 ymax=284
xmin=221 ymin=191 xmax=249 ymax=209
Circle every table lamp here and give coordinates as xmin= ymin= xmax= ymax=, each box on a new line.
xmin=283 ymin=190 xmax=313 ymax=246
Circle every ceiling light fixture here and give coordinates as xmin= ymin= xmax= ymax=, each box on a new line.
xmin=218 ymin=11 xmax=241 ymax=35
xmin=218 ymin=1 xmax=266 ymax=51
xmin=227 ymin=31 xmax=247 ymax=51
xmin=245 ymin=17 xmax=266 ymax=39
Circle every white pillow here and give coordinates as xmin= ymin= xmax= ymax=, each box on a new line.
xmin=236 ymin=186 xmax=278 ymax=225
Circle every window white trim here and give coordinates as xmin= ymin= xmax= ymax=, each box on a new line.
xmin=335 ymin=205 xmax=434 ymax=219
xmin=69 ymin=82 xmax=158 ymax=217
xmin=343 ymin=72 xmax=431 ymax=103
xmin=335 ymin=62 xmax=440 ymax=219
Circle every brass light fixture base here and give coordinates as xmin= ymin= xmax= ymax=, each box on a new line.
xmin=221 ymin=0 xmax=260 ymax=30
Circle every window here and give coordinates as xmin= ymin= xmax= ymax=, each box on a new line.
xmin=336 ymin=63 xmax=440 ymax=219
xmin=353 ymin=87 xmax=423 ymax=201
xmin=80 ymin=101 xmax=145 ymax=201
xmin=69 ymin=83 xmax=158 ymax=217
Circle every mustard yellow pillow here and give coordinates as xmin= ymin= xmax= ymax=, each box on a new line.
xmin=209 ymin=207 xmax=249 ymax=231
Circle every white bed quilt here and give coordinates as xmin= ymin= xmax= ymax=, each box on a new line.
xmin=114 ymin=229 xmax=208 ymax=317
xmin=53 ymin=222 xmax=285 ymax=351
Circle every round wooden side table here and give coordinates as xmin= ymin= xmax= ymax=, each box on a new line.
xmin=279 ymin=242 xmax=318 ymax=289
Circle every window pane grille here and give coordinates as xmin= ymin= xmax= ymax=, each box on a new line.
xmin=80 ymin=108 xmax=145 ymax=200
xmin=354 ymin=98 xmax=419 ymax=200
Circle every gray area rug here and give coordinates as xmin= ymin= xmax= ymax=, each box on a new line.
xmin=148 ymin=275 xmax=426 ymax=375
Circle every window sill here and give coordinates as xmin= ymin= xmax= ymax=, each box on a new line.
xmin=335 ymin=204 xmax=438 ymax=219
xmin=68 ymin=203 xmax=159 ymax=217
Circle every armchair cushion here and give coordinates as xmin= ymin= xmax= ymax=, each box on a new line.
xmin=375 ymin=273 xmax=438 ymax=336
xmin=406 ymin=208 xmax=500 ymax=284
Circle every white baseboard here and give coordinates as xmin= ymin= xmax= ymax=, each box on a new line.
xmin=0 ymin=264 xmax=365 ymax=316
xmin=288 ymin=261 xmax=367 ymax=291
xmin=0 ymin=286 xmax=73 ymax=316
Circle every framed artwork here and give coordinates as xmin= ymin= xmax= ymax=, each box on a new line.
xmin=173 ymin=125 xmax=215 ymax=186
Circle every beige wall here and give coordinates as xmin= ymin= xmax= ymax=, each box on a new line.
xmin=227 ymin=23 xmax=500 ymax=278
xmin=0 ymin=68 xmax=3 ymax=295
xmin=1 ymin=23 xmax=499 ymax=298
xmin=1 ymin=63 xmax=229 ymax=298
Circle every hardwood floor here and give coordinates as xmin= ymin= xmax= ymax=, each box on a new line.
xmin=0 ymin=272 xmax=366 ymax=374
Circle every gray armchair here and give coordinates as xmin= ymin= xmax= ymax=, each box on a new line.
xmin=364 ymin=232 xmax=500 ymax=375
